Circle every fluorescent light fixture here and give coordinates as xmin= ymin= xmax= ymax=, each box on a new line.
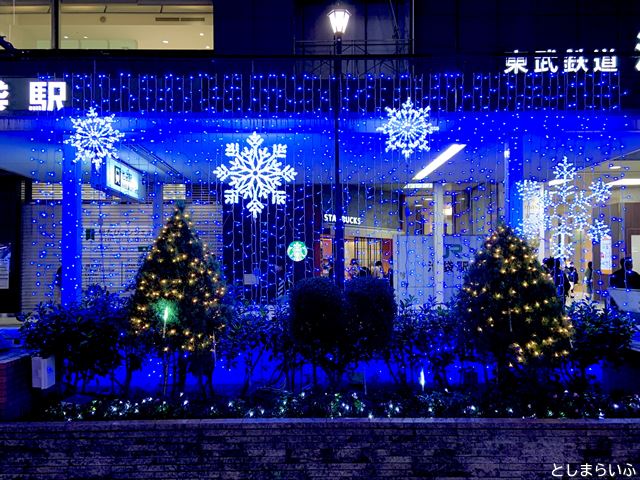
xmin=548 ymin=179 xmax=569 ymax=186
xmin=412 ymin=144 xmax=466 ymax=180
xmin=609 ymin=178 xmax=640 ymax=186
xmin=403 ymin=182 xmax=433 ymax=189
xmin=609 ymin=165 xmax=621 ymax=170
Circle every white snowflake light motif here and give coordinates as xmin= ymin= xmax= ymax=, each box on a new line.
xmin=377 ymin=97 xmax=439 ymax=159
xmin=542 ymin=156 xmax=611 ymax=258
xmin=64 ymin=107 xmax=125 ymax=170
xmin=214 ymin=132 xmax=297 ymax=218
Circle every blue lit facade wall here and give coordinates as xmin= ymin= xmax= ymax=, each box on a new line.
xmin=2 ymin=66 xmax=633 ymax=310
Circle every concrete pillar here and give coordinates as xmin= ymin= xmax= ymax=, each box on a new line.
xmin=151 ymin=181 xmax=164 ymax=238
xmin=504 ymin=138 xmax=524 ymax=230
xmin=61 ymin=146 xmax=82 ymax=306
xmin=433 ymin=183 xmax=445 ymax=303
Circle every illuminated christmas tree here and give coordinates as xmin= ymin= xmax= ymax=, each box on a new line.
xmin=130 ymin=204 xmax=230 ymax=394
xmin=455 ymin=225 xmax=571 ymax=384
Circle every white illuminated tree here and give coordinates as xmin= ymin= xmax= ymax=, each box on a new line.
xmin=535 ymin=157 xmax=611 ymax=259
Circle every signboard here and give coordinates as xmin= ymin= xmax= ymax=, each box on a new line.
xmin=601 ymin=235 xmax=613 ymax=274
xmin=394 ymin=235 xmax=484 ymax=303
xmin=287 ymin=241 xmax=308 ymax=262
xmin=323 ymin=213 xmax=363 ymax=225
xmin=105 ymin=158 xmax=144 ymax=200
xmin=92 ymin=157 xmax=145 ymax=201
xmin=0 ymin=78 xmax=68 ymax=112
xmin=504 ymin=49 xmax=617 ymax=74
xmin=0 ymin=243 xmax=10 ymax=289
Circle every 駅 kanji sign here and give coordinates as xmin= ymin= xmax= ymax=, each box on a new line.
xmin=0 ymin=78 xmax=68 ymax=112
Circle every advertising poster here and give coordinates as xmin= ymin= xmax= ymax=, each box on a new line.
xmin=0 ymin=243 xmax=11 ymax=289
xmin=600 ymin=235 xmax=612 ymax=274
xmin=394 ymin=235 xmax=484 ymax=303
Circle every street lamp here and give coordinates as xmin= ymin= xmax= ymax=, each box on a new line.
xmin=328 ymin=8 xmax=351 ymax=37
xmin=328 ymin=7 xmax=350 ymax=289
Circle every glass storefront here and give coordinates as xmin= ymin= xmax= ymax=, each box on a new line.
xmin=0 ymin=1 xmax=213 ymax=50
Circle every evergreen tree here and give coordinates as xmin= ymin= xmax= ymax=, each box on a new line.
xmin=455 ymin=225 xmax=571 ymax=384
xmin=130 ymin=204 xmax=230 ymax=394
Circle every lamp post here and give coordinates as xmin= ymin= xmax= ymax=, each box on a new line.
xmin=327 ymin=7 xmax=350 ymax=290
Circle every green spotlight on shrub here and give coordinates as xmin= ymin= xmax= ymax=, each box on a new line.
xmin=154 ymin=299 xmax=177 ymax=337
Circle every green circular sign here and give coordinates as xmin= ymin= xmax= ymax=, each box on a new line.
xmin=287 ymin=241 xmax=308 ymax=262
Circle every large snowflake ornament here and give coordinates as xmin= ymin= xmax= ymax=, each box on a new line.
xmin=541 ymin=156 xmax=611 ymax=258
xmin=64 ymin=107 xmax=125 ymax=170
xmin=377 ymin=97 xmax=439 ymax=159
xmin=214 ymin=132 xmax=297 ymax=218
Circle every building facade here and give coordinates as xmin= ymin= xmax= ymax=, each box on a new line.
xmin=0 ymin=0 xmax=639 ymax=312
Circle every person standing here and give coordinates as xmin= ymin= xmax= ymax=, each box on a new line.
xmin=346 ymin=258 xmax=360 ymax=280
xmin=584 ymin=261 xmax=593 ymax=300
xmin=609 ymin=257 xmax=640 ymax=290
xmin=372 ymin=260 xmax=385 ymax=279
xmin=544 ymin=257 xmax=571 ymax=307
xmin=566 ymin=261 xmax=579 ymax=299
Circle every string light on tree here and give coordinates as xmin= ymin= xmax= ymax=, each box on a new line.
xmin=64 ymin=107 xmax=125 ymax=170
xmin=455 ymin=225 xmax=571 ymax=378
xmin=130 ymin=204 xmax=231 ymax=391
xmin=214 ymin=131 xmax=297 ymax=218
xmin=377 ymin=97 xmax=439 ymax=159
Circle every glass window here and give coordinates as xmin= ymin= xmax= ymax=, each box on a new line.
xmin=0 ymin=1 xmax=52 ymax=50
xmin=60 ymin=2 xmax=213 ymax=50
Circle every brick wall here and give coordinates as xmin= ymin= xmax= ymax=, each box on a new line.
xmin=1 ymin=419 xmax=639 ymax=479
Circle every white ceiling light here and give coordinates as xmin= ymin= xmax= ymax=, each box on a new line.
xmin=609 ymin=178 xmax=640 ymax=186
xmin=636 ymin=32 xmax=640 ymax=71
xmin=548 ymin=179 xmax=569 ymax=186
xmin=609 ymin=164 xmax=621 ymax=170
xmin=412 ymin=144 xmax=466 ymax=180
xmin=403 ymin=182 xmax=433 ymax=189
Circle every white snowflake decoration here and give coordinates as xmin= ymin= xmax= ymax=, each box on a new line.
xmin=214 ymin=132 xmax=297 ymax=218
xmin=64 ymin=107 xmax=125 ymax=170
xmin=377 ymin=97 xmax=439 ymax=159
xmin=542 ymin=156 xmax=611 ymax=258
